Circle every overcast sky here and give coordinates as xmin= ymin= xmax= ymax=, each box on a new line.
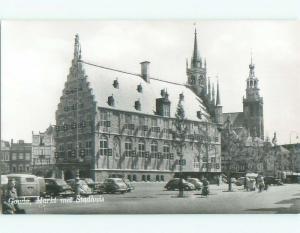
xmin=1 ymin=20 xmax=300 ymax=145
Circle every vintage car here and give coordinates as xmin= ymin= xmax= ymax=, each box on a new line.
xmin=102 ymin=178 xmax=128 ymax=194
xmin=6 ymin=174 xmax=40 ymax=200
xmin=83 ymin=178 xmax=104 ymax=194
xmin=264 ymin=176 xmax=283 ymax=186
xmin=66 ymin=179 xmax=93 ymax=196
xmin=187 ymin=178 xmax=203 ymax=190
xmin=45 ymin=178 xmax=74 ymax=197
xmin=164 ymin=178 xmax=195 ymax=191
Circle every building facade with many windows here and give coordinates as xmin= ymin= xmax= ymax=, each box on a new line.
xmin=9 ymin=139 xmax=32 ymax=174
xmin=31 ymin=125 xmax=56 ymax=177
xmin=0 ymin=140 xmax=10 ymax=174
xmin=55 ymin=31 xmax=223 ymax=182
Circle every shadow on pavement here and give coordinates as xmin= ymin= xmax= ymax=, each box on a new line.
xmin=247 ymin=193 xmax=300 ymax=213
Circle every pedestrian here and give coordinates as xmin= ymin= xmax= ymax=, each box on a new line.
xmin=202 ymin=178 xmax=209 ymax=197
xmin=216 ymin=176 xmax=220 ymax=186
xmin=2 ymin=178 xmax=24 ymax=214
xmin=73 ymin=177 xmax=81 ymax=201
xmin=257 ymin=175 xmax=265 ymax=192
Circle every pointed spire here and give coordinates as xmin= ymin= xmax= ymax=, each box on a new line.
xmin=186 ymin=58 xmax=188 ymax=69
xmin=216 ymin=78 xmax=221 ymax=106
xmin=212 ymin=83 xmax=215 ymax=104
xmin=191 ymin=28 xmax=202 ymax=68
xmin=207 ymin=77 xmax=211 ymax=100
xmin=74 ymin=34 xmax=81 ymax=61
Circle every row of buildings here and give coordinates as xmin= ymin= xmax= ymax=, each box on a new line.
xmin=1 ymin=30 xmax=299 ymax=182
xmin=0 ymin=126 xmax=56 ymax=177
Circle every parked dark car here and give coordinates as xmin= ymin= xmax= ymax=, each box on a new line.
xmin=84 ymin=178 xmax=104 ymax=194
xmin=187 ymin=178 xmax=202 ymax=190
xmin=264 ymin=176 xmax=283 ymax=186
xmin=102 ymin=178 xmax=128 ymax=194
xmin=122 ymin=178 xmax=135 ymax=192
xmin=66 ymin=179 xmax=93 ymax=196
xmin=164 ymin=178 xmax=195 ymax=191
xmin=45 ymin=178 xmax=74 ymax=197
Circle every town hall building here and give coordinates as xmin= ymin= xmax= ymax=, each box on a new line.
xmin=54 ymin=30 xmax=223 ymax=182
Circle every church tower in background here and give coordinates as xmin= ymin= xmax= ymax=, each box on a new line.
xmin=186 ymin=29 xmax=207 ymax=97
xmin=243 ymin=56 xmax=264 ymax=139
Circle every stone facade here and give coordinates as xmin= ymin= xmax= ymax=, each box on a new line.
xmin=0 ymin=140 xmax=10 ymax=174
xmin=54 ymin=32 xmax=222 ymax=182
xmin=31 ymin=125 xmax=56 ymax=177
xmin=9 ymin=139 xmax=32 ymax=174
xmin=282 ymin=143 xmax=300 ymax=173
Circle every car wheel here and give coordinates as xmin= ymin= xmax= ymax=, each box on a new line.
xmin=184 ymin=186 xmax=190 ymax=191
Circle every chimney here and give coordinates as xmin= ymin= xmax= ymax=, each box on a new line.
xmin=140 ymin=61 xmax=150 ymax=82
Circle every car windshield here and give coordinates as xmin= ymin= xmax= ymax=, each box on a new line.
xmin=116 ymin=179 xmax=123 ymax=183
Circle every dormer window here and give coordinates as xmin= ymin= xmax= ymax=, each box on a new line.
xmin=107 ymin=95 xmax=115 ymax=107
xmin=137 ymin=84 xmax=143 ymax=93
xmin=197 ymin=110 xmax=202 ymax=119
xmin=135 ymin=100 xmax=141 ymax=111
xmin=179 ymin=93 xmax=184 ymax=101
xmin=113 ymin=79 xmax=119 ymax=89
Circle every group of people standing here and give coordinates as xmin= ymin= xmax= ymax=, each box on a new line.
xmin=244 ymin=175 xmax=267 ymax=192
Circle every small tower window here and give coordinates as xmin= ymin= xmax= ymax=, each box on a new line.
xmin=137 ymin=84 xmax=143 ymax=93
xmin=135 ymin=100 xmax=141 ymax=111
xmin=107 ymin=95 xmax=115 ymax=107
xmin=113 ymin=79 xmax=119 ymax=89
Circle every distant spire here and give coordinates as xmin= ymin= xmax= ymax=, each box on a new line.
xmin=191 ymin=28 xmax=202 ymax=68
xmin=186 ymin=58 xmax=188 ymax=69
xmin=249 ymin=50 xmax=255 ymax=77
xmin=216 ymin=78 xmax=221 ymax=106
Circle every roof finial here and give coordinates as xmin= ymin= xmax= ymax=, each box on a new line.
xmin=250 ymin=48 xmax=253 ymax=65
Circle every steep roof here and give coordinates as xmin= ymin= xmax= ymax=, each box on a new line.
xmin=84 ymin=64 xmax=211 ymax=122
xmin=223 ymin=112 xmax=245 ymax=128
